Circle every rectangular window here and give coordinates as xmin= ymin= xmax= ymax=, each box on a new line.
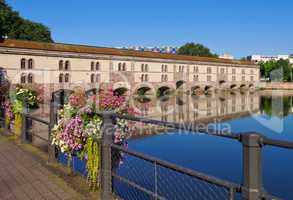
xmin=232 ymin=68 xmax=236 ymax=74
xmin=194 ymin=66 xmax=198 ymax=73
xmin=207 ymin=67 xmax=212 ymax=74
xmin=207 ymin=75 xmax=212 ymax=81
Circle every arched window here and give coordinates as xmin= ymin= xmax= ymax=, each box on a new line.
xmin=21 ymin=58 xmax=26 ymax=69
xmin=96 ymin=62 xmax=100 ymax=71
xmin=59 ymin=60 xmax=63 ymax=70
xmin=145 ymin=64 xmax=148 ymax=72
xmin=96 ymin=74 xmax=100 ymax=82
xmin=141 ymin=64 xmax=144 ymax=72
xmin=65 ymin=61 xmax=70 ymax=71
xmin=141 ymin=74 xmax=144 ymax=82
xmin=118 ymin=63 xmax=122 ymax=71
xmin=91 ymin=62 xmax=95 ymax=71
xmin=65 ymin=73 xmax=70 ymax=83
xmin=28 ymin=59 xmax=34 ymax=69
xmin=20 ymin=73 xmax=26 ymax=83
xmin=122 ymin=63 xmax=126 ymax=71
xmin=59 ymin=74 xmax=64 ymax=83
xmin=145 ymin=74 xmax=148 ymax=81
xmin=28 ymin=73 xmax=33 ymax=83
xmin=90 ymin=74 xmax=95 ymax=83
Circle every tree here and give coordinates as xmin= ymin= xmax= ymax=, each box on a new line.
xmin=0 ymin=0 xmax=53 ymax=42
xmin=177 ymin=43 xmax=218 ymax=57
xmin=260 ymin=59 xmax=292 ymax=82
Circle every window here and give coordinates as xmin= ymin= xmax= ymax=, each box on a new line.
xmin=207 ymin=67 xmax=212 ymax=74
xmin=232 ymin=68 xmax=236 ymax=74
xmin=145 ymin=64 xmax=149 ymax=72
xmin=28 ymin=73 xmax=33 ymax=83
xmin=207 ymin=75 xmax=212 ymax=81
xmin=141 ymin=74 xmax=148 ymax=82
xmin=91 ymin=62 xmax=95 ymax=71
xmin=141 ymin=64 xmax=145 ymax=72
xmin=118 ymin=63 xmax=126 ymax=71
xmin=161 ymin=65 xmax=168 ymax=72
xmin=194 ymin=66 xmax=198 ymax=73
xmin=21 ymin=58 xmax=26 ymax=69
xmin=28 ymin=59 xmax=34 ymax=69
xmin=59 ymin=60 xmax=63 ymax=70
xmin=59 ymin=74 xmax=64 ymax=83
xmin=161 ymin=74 xmax=168 ymax=82
xmin=96 ymin=62 xmax=100 ymax=71
xmin=65 ymin=73 xmax=70 ymax=83
xmin=232 ymin=76 xmax=236 ymax=81
xmin=193 ymin=75 xmax=199 ymax=81
xmin=90 ymin=74 xmax=95 ymax=83
xmin=242 ymin=69 xmax=245 ymax=74
xmin=220 ymin=68 xmax=225 ymax=74
xmin=250 ymin=76 xmax=254 ymax=81
xmin=65 ymin=61 xmax=70 ymax=71
xmin=179 ymin=65 xmax=184 ymax=72
xmin=20 ymin=73 xmax=26 ymax=83
xmin=122 ymin=63 xmax=126 ymax=71
xmin=96 ymin=74 xmax=100 ymax=82
xmin=118 ymin=63 xmax=122 ymax=71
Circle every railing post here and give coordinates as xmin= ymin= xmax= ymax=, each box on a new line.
xmin=241 ymin=133 xmax=263 ymax=200
xmin=101 ymin=111 xmax=115 ymax=199
xmin=48 ymin=99 xmax=57 ymax=163
xmin=21 ymin=98 xmax=28 ymax=143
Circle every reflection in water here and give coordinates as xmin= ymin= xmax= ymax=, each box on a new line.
xmin=132 ymin=90 xmax=260 ymax=124
xmin=126 ymin=91 xmax=293 ymax=200
xmin=260 ymin=95 xmax=293 ymax=117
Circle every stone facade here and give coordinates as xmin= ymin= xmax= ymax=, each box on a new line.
xmin=0 ymin=39 xmax=260 ymax=96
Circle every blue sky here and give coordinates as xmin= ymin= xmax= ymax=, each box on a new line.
xmin=6 ymin=0 xmax=293 ymax=58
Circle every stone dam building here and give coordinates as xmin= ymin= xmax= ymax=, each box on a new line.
xmin=0 ymin=39 xmax=260 ymax=97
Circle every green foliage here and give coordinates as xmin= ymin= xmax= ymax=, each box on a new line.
xmin=0 ymin=0 xmax=53 ymax=42
xmin=177 ymin=42 xmax=218 ymax=57
xmin=260 ymin=59 xmax=292 ymax=82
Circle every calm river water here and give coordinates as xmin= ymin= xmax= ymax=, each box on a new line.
xmin=116 ymin=90 xmax=293 ymax=200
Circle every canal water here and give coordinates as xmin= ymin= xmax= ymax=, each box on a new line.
xmin=115 ymin=90 xmax=293 ymax=200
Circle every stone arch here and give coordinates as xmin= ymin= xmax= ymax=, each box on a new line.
xmin=240 ymin=84 xmax=247 ymax=89
xmin=204 ymin=85 xmax=213 ymax=92
xmin=230 ymin=84 xmax=238 ymax=90
xmin=85 ymin=88 xmax=98 ymax=97
xmin=176 ymin=80 xmax=186 ymax=89
xmin=191 ymin=86 xmax=202 ymax=95
xmin=157 ymin=86 xmax=172 ymax=98
xmin=136 ymin=86 xmax=153 ymax=96
xmin=248 ymin=83 xmax=254 ymax=88
xmin=113 ymin=87 xmax=129 ymax=96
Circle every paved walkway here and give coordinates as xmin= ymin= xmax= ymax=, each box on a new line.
xmin=0 ymin=137 xmax=83 ymax=200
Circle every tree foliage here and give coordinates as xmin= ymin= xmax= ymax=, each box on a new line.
xmin=177 ymin=42 xmax=218 ymax=57
xmin=0 ymin=0 xmax=53 ymax=42
xmin=260 ymin=59 xmax=292 ymax=82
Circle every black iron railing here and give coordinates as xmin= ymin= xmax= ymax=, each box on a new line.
xmin=1 ymin=102 xmax=293 ymax=199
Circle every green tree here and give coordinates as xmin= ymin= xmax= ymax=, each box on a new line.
xmin=177 ymin=42 xmax=218 ymax=57
xmin=260 ymin=59 xmax=292 ymax=82
xmin=0 ymin=0 xmax=53 ymax=42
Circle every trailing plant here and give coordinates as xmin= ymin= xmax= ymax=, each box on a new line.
xmin=52 ymin=88 xmax=138 ymax=189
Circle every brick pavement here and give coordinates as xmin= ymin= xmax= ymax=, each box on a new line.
xmin=0 ymin=137 xmax=84 ymax=200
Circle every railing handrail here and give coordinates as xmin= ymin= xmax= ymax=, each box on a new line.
xmin=111 ymin=143 xmax=241 ymax=191
xmin=25 ymin=113 xmax=50 ymax=126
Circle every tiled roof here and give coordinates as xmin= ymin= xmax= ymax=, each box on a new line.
xmin=0 ymin=39 xmax=256 ymax=65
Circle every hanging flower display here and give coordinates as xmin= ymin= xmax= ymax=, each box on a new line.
xmin=52 ymin=88 xmax=138 ymax=189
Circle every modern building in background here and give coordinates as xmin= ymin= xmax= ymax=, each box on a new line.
xmin=119 ymin=46 xmax=178 ymax=54
xmin=219 ymin=54 xmax=234 ymax=60
xmin=251 ymin=55 xmax=293 ymax=64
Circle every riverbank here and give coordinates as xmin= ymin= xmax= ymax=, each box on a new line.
xmin=259 ymin=82 xmax=293 ymax=90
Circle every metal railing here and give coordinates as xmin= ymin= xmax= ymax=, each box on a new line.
xmin=2 ymin=102 xmax=293 ymax=199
